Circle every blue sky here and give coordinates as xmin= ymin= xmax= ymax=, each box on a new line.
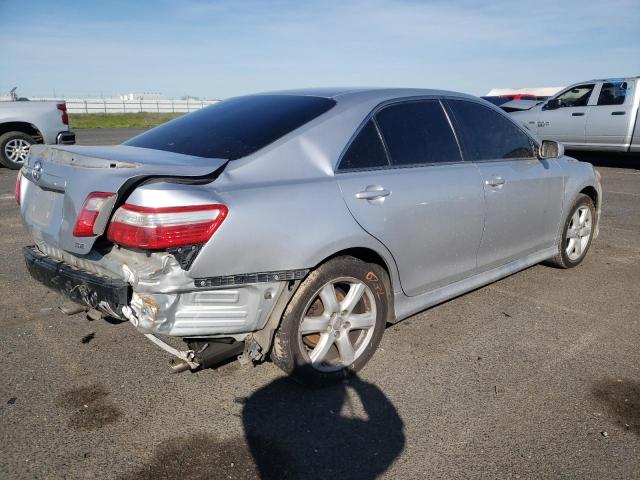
xmin=0 ymin=0 xmax=638 ymax=99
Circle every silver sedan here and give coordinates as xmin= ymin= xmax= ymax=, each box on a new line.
xmin=18 ymin=88 xmax=602 ymax=383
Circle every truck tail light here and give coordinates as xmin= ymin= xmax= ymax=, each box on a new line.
xmin=57 ymin=103 xmax=69 ymax=125
xmin=106 ymin=204 xmax=228 ymax=250
xmin=15 ymin=172 xmax=22 ymax=205
xmin=73 ymin=192 xmax=117 ymax=237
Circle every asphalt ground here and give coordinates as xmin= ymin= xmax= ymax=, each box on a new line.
xmin=1 ymin=130 xmax=639 ymax=479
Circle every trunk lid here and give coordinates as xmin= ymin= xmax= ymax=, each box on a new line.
xmin=20 ymin=145 xmax=227 ymax=255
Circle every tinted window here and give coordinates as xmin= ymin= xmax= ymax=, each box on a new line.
xmin=447 ymin=99 xmax=535 ymax=161
xmin=597 ymin=82 xmax=628 ymax=106
xmin=375 ymin=101 xmax=461 ymax=166
xmin=125 ymin=95 xmax=336 ymax=160
xmin=338 ymin=120 xmax=389 ymax=170
xmin=555 ymin=84 xmax=595 ymax=107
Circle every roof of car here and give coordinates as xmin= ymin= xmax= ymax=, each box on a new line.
xmin=250 ymin=87 xmax=478 ymax=104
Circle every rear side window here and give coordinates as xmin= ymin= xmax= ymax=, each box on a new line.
xmin=338 ymin=120 xmax=389 ymax=170
xmin=446 ymin=99 xmax=535 ymax=161
xmin=125 ymin=95 xmax=336 ymax=160
xmin=597 ymin=82 xmax=628 ymax=106
xmin=375 ymin=101 xmax=461 ymax=166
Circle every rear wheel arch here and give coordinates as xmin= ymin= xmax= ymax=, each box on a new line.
xmin=271 ymin=254 xmax=392 ymax=383
xmin=319 ymin=247 xmax=390 ymax=277
xmin=261 ymin=247 xmax=397 ymax=359
xmin=0 ymin=122 xmax=44 ymax=143
xmin=312 ymin=247 xmax=397 ymax=322
xmin=314 ymin=247 xmax=397 ymax=297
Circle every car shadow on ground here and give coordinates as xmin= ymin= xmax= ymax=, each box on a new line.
xmin=122 ymin=372 xmax=405 ymax=480
xmin=242 ymin=372 xmax=405 ymax=479
xmin=568 ymin=151 xmax=639 ymax=169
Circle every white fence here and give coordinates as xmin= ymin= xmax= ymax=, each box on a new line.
xmin=63 ymin=98 xmax=220 ymax=114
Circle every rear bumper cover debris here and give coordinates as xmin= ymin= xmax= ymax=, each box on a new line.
xmin=23 ymin=245 xmax=129 ymax=314
xmin=23 ymin=244 xmax=288 ymax=338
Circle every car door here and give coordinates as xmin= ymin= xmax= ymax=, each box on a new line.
xmin=337 ymin=99 xmax=485 ymax=297
xmin=537 ymin=83 xmax=596 ymax=145
xmin=586 ymin=80 xmax=634 ymax=148
xmin=445 ymin=98 xmax=565 ymax=270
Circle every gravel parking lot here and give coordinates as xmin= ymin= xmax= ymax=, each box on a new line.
xmin=1 ymin=130 xmax=638 ymax=479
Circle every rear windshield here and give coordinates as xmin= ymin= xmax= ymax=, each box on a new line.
xmin=125 ymin=95 xmax=336 ymax=160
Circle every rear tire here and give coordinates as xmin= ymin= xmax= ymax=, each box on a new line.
xmin=0 ymin=131 xmax=34 ymax=169
xmin=545 ymin=193 xmax=596 ymax=269
xmin=271 ymin=256 xmax=391 ymax=385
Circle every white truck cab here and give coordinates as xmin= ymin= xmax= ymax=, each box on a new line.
xmin=510 ymin=77 xmax=640 ymax=153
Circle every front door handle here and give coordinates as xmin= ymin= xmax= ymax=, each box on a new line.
xmin=572 ymin=112 xmax=585 ymax=116
xmin=485 ymin=177 xmax=505 ymax=187
xmin=356 ymin=185 xmax=391 ymax=200
xmin=612 ymin=111 xmax=625 ymax=116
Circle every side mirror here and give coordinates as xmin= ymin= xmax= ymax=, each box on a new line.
xmin=539 ymin=140 xmax=564 ymax=159
xmin=543 ymin=98 xmax=560 ymax=110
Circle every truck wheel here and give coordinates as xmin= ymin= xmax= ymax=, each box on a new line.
xmin=545 ymin=193 xmax=596 ymax=269
xmin=271 ymin=256 xmax=390 ymax=385
xmin=0 ymin=131 xmax=34 ymax=169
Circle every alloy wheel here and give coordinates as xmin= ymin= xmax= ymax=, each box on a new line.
xmin=566 ymin=206 xmax=592 ymax=261
xmin=4 ymin=138 xmax=31 ymax=164
xmin=298 ymin=277 xmax=377 ymax=372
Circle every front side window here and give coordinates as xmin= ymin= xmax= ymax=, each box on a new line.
xmin=446 ymin=99 xmax=535 ymax=161
xmin=126 ymin=95 xmax=336 ymax=160
xmin=554 ymin=84 xmax=595 ymax=108
xmin=375 ymin=100 xmax=461 ymax=166
xmin=597 ymin=81 xmax=628 ymax=106
xmin=338 ymin=120 xmax=389 ymax=170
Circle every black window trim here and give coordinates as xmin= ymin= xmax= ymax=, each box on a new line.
xmin=442 ymin=96 xmax=541 ymax=164
xmin=335 ymin=96 xmax=466 ymax=174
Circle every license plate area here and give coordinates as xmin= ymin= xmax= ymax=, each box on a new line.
xmin=24 ymin=185 xmax=62 ymax=228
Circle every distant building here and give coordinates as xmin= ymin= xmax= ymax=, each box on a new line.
xmin=486 ymin=86 xmax=564 ymax=97
xmin=117 ymin=92 xmax=163 ymax=100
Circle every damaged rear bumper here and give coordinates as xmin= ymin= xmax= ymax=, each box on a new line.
xmin=124 ymin=282 xmax=285 ymax=336
xmin=23 ymin=245 xmax=129 ymax=316
xmin=22 ymin=244 xmax=285 ymax=338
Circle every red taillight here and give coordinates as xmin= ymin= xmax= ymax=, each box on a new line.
xmin=73 ymin=192 xmax=116 ymax=237
xmin=15 ymin=172 xmax=22 ymax=205
xmin=106 ymin=204 xmax=228 ymax=250
xmin=57 ymin=103 xmax=69 ymax=125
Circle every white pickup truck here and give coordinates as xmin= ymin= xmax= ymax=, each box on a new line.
xmin=509 ymin=77 xmax=640 ymax=153
xmin=0 ymin=100 xmax=75 ymax=169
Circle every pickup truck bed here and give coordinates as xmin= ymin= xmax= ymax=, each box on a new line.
xmin=0 ymin=100 xmax=75 ymax=169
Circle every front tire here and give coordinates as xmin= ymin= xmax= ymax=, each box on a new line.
xmin=546 ymin=193 xmax=596 ymax=269
xmin=271 ymin=256 xmax=390 ymax=384
xmin=0 ymin=131 xmax=35 ymax=169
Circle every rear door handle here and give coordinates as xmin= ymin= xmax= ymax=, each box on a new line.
xmin=572 ymin=112 xmax=585 ymax=116
xmin=611 ymin=111 xmax=625 ymax=116
xmin=356 ymin=185 xmax=391 ymax=200
xmin=485 ymin=177 xmax=505 ymax=187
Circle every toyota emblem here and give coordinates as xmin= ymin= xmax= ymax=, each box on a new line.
xmin=32 ymin=161 xmax=42 ymax=182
